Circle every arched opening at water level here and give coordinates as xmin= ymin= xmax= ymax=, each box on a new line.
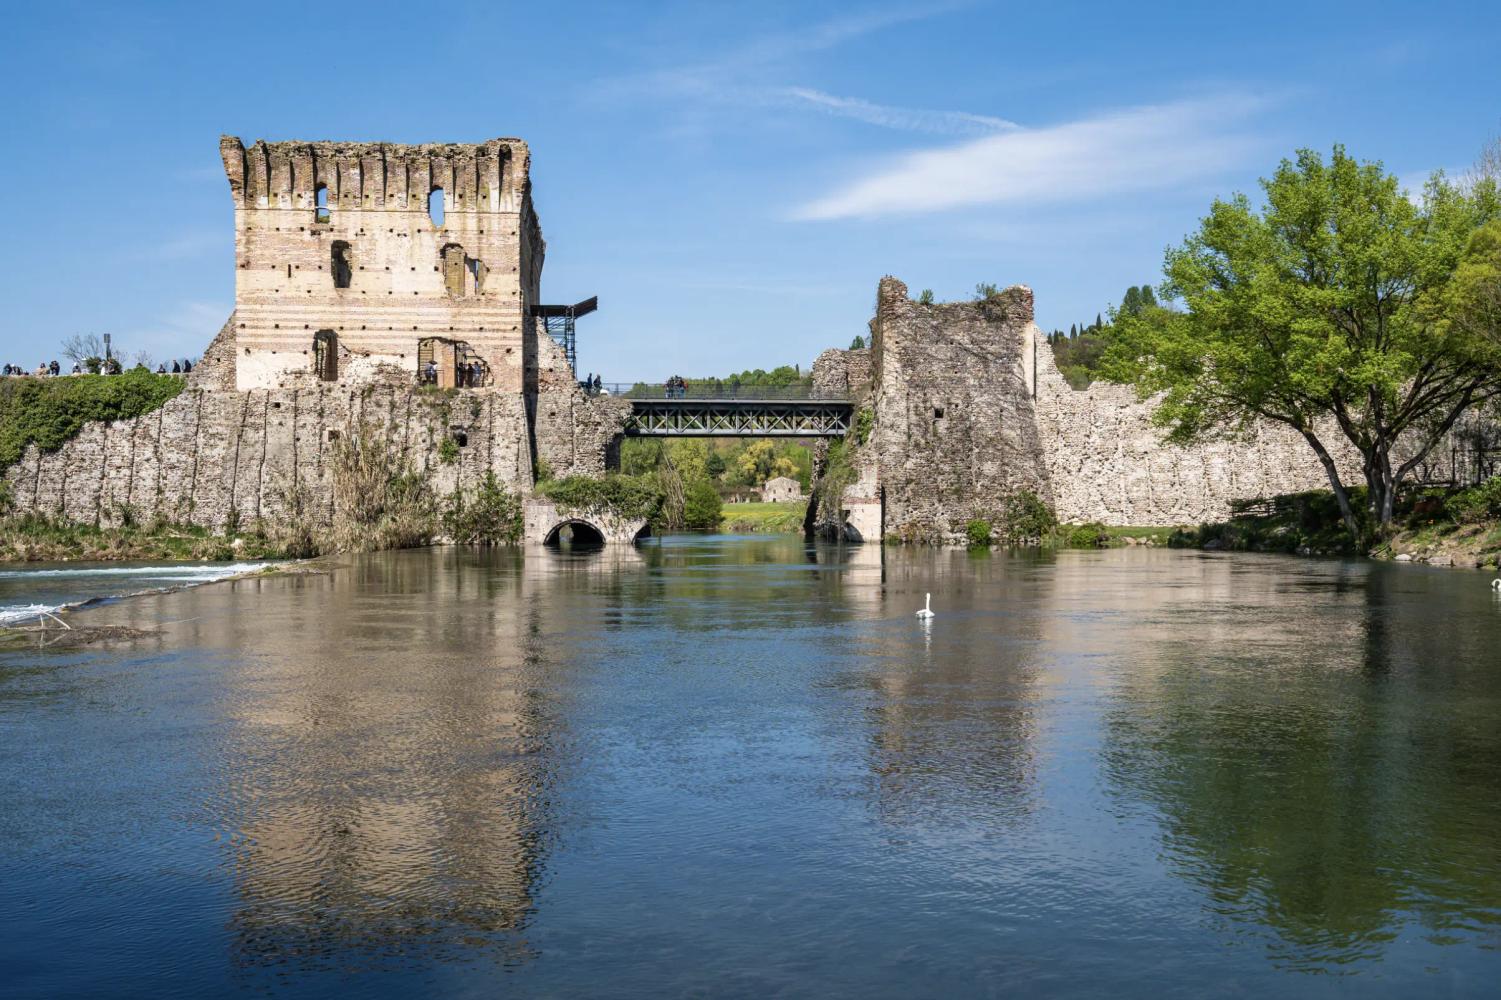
xmin=543 ymin=520 xmax=607 ymax=550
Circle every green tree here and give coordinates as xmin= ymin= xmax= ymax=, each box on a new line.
xmin=1105 ymin=147 xmax=1501 ymax=538
xmin=683 ymin=479 xmax=723 ymax=532
xmin=974 ymin=282 xmax=1000 ymax=299
xmin=850 ymin=334 xmax=866 ymax=349
xmin=705 ymin=450 xmax=726 ymax=480
xmin=918 ymin=288 xmax=935 ymax=305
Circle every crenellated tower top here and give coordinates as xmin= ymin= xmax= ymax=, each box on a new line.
xmin=218 ymin=136 xmax=533 ymax=215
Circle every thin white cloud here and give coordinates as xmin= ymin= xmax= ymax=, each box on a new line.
xmin=591 ymin=2 xmax=981 ymax=137
xmin=650 ymin=3 xmax=966 ymax=83
xmin=794 ymin=96 xmax=1268 ymax=221
xmin=780 ymin=87 xmax=1015 ymax=136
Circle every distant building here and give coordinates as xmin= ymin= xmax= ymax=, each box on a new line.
xmin=762 ymin=476 xmax=803 ymax=502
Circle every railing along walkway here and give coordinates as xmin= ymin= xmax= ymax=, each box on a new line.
xmin=585 ymin=382 xmax=849 ymax=401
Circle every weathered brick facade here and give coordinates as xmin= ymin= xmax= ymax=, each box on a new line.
xmin=220 ymin=136 xmax=543 ymax=393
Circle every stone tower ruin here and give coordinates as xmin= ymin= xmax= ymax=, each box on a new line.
xmin=219 ymin=136 xmax=544 ymax=392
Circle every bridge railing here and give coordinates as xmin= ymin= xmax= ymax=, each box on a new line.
xmin=586 ymin=382 xmax=850 ymax=401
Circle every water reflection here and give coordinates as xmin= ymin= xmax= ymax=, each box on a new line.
xmin=1101 ymin=557 xmax=1501 ymax=970
xmin=838 ymin=549 xmax=1047 ymax=837
xmin=4 ymin=542 xmax=1501 ymax=995
xmin=207 ymin=549 xmax=564 ymax=972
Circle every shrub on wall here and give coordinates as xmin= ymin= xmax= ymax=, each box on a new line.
xmin=965 ymin=519 xmax=993 ymax=547
xmin=0 ymin=370 xmax=186 ymax=471
xmin=444 ymin=471 xmax=523 ymax=544
xmin=327 ymin=419 xmax=434 ymax=551
xmin=539 ymin=475 xmax=663 ymax=522
xmin=1000 ymin=490 xmax=1058 ymax=543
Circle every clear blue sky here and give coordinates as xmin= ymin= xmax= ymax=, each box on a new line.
xmin=1 ymin=1 xmax=1497 ymax=379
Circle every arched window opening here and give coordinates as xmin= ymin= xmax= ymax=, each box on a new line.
xmin=312 ymin=330 xmax=338 ymax=382
xmin=315 ymin=184 xmax=329 ymax=224
xmin=441 ymin=244 xmax=466 ymax=297
xmin=428 ymin=187 xmax=445 ymax=226
xmin=330 ymin=241 xmax=352 ymax=289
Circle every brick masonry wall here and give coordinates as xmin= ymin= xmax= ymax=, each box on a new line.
xmin=220 ymin=136 xmax=540 ymax=393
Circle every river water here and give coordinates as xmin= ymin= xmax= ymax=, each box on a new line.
xmin=1 ymin=537 xmax=1499 ymax=997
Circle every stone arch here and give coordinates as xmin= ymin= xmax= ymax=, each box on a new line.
xmin=543 ymin=519 xmax=607 ymax=548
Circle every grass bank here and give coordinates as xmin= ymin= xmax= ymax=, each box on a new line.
xmin=0 ymin=516 xmax=296 ymax=563
xmin=0 ymin=371 xmax=186 ymax=472
xmin=721 ymin=500 xmax=807 ymax=534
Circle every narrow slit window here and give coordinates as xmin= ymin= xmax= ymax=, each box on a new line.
xmin=330 ymin=241 xmax=352 ymax=289
xmin=315 ymin=184 xmax=329 ymax=224
xmin=428 ymin=187 xmax=445 ymax=226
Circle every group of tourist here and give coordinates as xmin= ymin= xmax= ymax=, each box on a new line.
xmin=2 ymin=361 xmax=63 ymax=376
xmin=664 ymin=375 xmax=689 ymax=399
xmin=2 ymin=358 xmax=193 ymax=377
xmin=580 ymin=373 xmax=605 ymax=396
xmin=420 ymin=360 xmax=487 ymax=388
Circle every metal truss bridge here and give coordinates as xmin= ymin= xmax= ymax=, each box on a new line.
xmin=593 ymin=383 xmax=853 ymax=437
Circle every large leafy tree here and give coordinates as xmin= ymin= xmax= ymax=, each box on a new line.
xmin=1106 ymin=147 xmax=1501 ymax=539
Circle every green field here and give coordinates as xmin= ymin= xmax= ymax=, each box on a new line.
xmin=719 ymin=500 xmax=807 ymax=534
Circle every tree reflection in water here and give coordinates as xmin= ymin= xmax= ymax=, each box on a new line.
xmin=1101 ymin=560 xmax=1501 ymax=970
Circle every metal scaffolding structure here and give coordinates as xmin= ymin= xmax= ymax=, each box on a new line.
xmin=530 ymin=297 xmax=598 ymax=374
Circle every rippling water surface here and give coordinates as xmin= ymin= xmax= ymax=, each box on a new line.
xmin=1 ymin=538 xmax=1499 ymax=997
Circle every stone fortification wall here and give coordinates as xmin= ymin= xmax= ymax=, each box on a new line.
xmin=862 ymin=277 xmax=1051 ymax=543
xmin=3 ymin=386 xmax=534 ymax=530
xmin=820 ymin=276 xmax=1360 ymax=542
xmin=1032 ymin=336 xmax=1351 ymax=525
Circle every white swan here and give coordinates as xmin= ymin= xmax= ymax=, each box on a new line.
xmin=916 ymin=593 xmax=935 ymax=619
xmin=1492 ymin=577 xmax=1500 ymax=590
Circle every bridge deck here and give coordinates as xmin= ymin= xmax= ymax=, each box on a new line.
xmin=592 ymin=383 xmax=852 ymax=437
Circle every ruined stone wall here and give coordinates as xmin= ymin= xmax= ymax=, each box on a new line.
xmin=811 ymin=347 xmax=871 ymax=399
xmin=188 ymin=313 xmax=238 ymax=391
xmin=3 ymin=385 xmax=534 ymax=530
xmin=829 ymin=277 xmax=1361 ymax=541
xmin=1032 ymin=336 xmax=1352 ymax=525
xmin=220 ymin=136 xmax=539 ymax=393
xmin=528 ymin=325 xmax=631 ymax=479
xmin=863 ymin=277 xmax=1051 ymax=543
